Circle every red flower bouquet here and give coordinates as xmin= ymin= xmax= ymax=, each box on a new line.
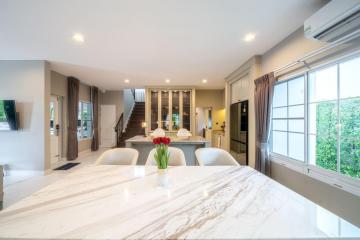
xmin=152 ymin=137 xmax=171 ymax=169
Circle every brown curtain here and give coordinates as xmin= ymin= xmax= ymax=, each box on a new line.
xmin=67 ymin=77 xmax=80 ymax=160
xmin=91 ymin=86 xmax=99 ymax=151
xmin=254 ymin=72 xmax=276 ymax=176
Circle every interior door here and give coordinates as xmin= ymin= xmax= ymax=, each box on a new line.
xmin=50 ymin=96 xmax=60 ymax=165
xmin=101 ymin=105 xmax=116 ymax=148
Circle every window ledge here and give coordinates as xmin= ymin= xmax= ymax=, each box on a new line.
xmin=270 ymin=153 xmax=306 ymax=174
xmin=270 ymin=153 xmax=360 ymax=198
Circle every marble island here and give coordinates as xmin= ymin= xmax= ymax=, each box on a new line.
xmin=0 ymin=165 xmax=359 ymax=239
xmin=125 ymin=135 xmax=210 ymax=165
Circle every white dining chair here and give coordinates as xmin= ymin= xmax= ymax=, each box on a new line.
xmin=195 ymin=148 xmax=240 ymax=166
xmin=150 ymin=128 xmax=166 ymax=138
xmin=95 ymin=148 xmax=139 ymax=165
xmin=145 ymin=147 xmax=187 ymax=166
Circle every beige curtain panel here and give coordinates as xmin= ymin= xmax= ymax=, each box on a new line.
xmin=254 ymin=72 xmax=275 ymax=176
xmin=67 ymin=77 xmax=80 ymax=160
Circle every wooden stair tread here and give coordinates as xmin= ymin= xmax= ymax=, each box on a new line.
xmin=116 ymin=101 xmax=145 ymax=147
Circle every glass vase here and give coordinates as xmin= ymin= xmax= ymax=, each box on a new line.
xmin=157 ymin=168 xmax=169 ymax=187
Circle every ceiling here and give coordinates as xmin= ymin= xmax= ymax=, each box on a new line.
xmin=0 ymin=0 xmax=326 ymax=90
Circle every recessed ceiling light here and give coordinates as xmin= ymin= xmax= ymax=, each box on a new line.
xmin=73 ymin=33 xmax=84 ymax=43
xmin=244 ymin=33 xmax=255 ymax=42
xmin=124 ymin=79 xmax=130 ymax=83
xmin=202 ymin=79 xmax=208 ymax=83
xmin=165 ymin=79 xmax=170 ymax=83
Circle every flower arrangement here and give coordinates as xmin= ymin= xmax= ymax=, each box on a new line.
xmin=152 ymin=137 xmax=171 ymax=169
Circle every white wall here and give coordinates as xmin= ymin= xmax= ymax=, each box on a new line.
xmin=100 ymin=90 xmax=124 ymax=120
xmin=0 ymin=60 xmax=50 ymax=172
xmin=261 ymin=27 xmax=325 ymax=73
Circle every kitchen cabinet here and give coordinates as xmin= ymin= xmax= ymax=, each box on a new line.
xmin=231 ymin=74 xmax=249 ymax=104
xmin=149 ymin=89 xmax=193 ymax=132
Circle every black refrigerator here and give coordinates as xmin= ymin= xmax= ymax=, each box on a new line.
xmin=230 ymin=100 xmax=248 ymax=165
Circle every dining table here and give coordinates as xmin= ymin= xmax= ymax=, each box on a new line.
xmin=0 ymin=165 xmax=359 ymax=239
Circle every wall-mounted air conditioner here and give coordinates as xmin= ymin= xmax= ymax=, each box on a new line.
xmin=304 ymin=0 xmax=360 ymax=42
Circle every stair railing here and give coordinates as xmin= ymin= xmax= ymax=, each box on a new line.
xmin=114 ymin=113 xmax=124 ymax=147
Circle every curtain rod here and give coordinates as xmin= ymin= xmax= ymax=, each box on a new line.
xmin=273 ymin=29 xmax=360 ymax=74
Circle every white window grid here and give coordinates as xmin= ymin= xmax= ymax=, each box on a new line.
xmin=270 ymin=53 xmax=360 ymax=195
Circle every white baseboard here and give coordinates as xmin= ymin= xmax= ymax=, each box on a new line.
xmin=4 ymin=169 xmax=45 ymax=177
xmin=3 ymin=170 xmax=46 ymax=187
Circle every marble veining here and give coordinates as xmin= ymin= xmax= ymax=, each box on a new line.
xmin=0 ymin=165 xmax=359 ymax=239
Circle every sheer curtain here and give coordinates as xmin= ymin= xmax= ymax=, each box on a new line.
xmin=254 ymin=72 xmax=275 ymax=175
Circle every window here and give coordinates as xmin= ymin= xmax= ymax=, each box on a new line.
xmin=308 ymin=65 xmax=338 ymax=172
xmin=271 ymin=55 xmax=360 ymax=182
xmin=77 ymin=101 xmax=93 ymax=139
xmin=272 ymin=76 xmax=305 ymax=161
xmin=309 ymin=57 xmax=360 ymax=179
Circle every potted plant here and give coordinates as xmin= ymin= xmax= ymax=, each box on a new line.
xmin=152 ymin=137 xmax=171 ymax=186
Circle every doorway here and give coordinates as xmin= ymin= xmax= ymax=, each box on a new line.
xmin=101 ymin=105 xmax=116 ymax=148
xmin=50 ymin=95 xmax=62 ymax=166
xmin=196 ymin=107 xmax=212 ymax=136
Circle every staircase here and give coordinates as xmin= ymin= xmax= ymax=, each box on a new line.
xmin=117 ymin=102 xmax=145 ymax=147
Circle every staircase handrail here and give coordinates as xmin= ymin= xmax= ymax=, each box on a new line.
xmin=114 ymin=113 xmax=124 ymax=147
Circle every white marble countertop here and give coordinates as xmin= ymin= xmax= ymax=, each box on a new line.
xmin=0 ymin=165 xmax=359 ymax=239
xmin=126 ymin=135 xmax=209 ymax=144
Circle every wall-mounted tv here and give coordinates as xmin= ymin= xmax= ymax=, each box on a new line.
xmin=0 ymin=100 xmax=19 ymax=131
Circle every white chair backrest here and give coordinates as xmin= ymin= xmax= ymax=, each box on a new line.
xmin=146 ymin=147 xmax=187 ymax=166
xmin=150 ymin=128 xmax=166 ymax=138
xmin=195 ymin=148 xmax=239 ymax=166
xmin=95 ymin=148 xmax=138 ymax=165
xmin=176 ymin=128 xmax=192 ymax=137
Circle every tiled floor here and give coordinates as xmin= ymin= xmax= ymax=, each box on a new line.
xmin=3 ymin=148 xmax=108 ymax=209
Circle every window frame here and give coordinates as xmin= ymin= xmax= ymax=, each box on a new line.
xmin=270 ymin=53 xmax=360 ymax=197
xmin=271 ymin=74 xmax=306 ymax=162
xmin=77 ymin=101 xmax=93 ymax=140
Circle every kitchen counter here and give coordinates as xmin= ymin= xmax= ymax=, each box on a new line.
xmin=125 ymin=135 xmax=210 ymax=165
xmin=0 ymin=165 xmax=359 ymax=239
xmin=126 ymin=135 xmax=209 ymax=144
